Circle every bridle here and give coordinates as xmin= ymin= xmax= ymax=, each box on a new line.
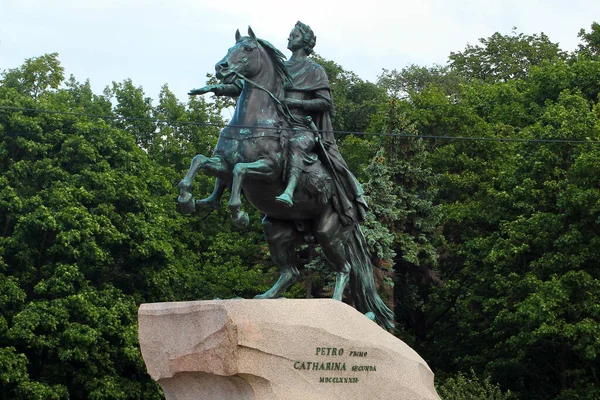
xmin=231 ymin=39 xmax=304 ymax=127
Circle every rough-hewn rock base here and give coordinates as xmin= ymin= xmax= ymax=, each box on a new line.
xmin=138 ymin=299 xmax=440 ymax=400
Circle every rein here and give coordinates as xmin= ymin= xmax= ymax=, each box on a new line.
xmin=233 ymin=70 xmax=304 ymax=127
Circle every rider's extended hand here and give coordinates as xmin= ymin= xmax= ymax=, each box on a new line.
xmin=188 ymin=86 xmax=214 ymax=96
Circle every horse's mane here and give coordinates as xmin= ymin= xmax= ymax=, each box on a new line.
xmin=256 ymin=38 xmax=292 ymax=89
xmin=239 ymin=34 xmax=297 ymax=125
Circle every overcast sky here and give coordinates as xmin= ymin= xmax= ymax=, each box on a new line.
xmin=2 ymin=0 xmax=598 ymax=103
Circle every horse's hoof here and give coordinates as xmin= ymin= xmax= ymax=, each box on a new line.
xmin=179 ymin=191 xmax=192 ymax=203
xmin=275 ymin=193 xmax=293 ymax=207
xmin=178 ymin=180 xmax=191 ymax=192
xmin=178 ymin=194 xmax=195 ymax=214
xmin=196 ymin=197 xmax=220 ymax=210
xmin=233 ymin=211 xmax=249 ymax=229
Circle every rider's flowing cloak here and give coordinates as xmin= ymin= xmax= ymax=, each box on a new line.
xmin=285 ymin=58 xmax=368 ymax=225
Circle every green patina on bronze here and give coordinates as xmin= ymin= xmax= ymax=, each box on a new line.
xmin=179 ymin=23 xmax=393 ymax=330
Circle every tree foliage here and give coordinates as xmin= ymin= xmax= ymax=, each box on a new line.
xmin=402 ymin=27 xmax=600 ymax=400
xmin=449 ymin=28 xmax=566 ymax=82
xmin=0 ymin=54 xmax=270 ymax=399
xmin=437 ymin=369 xmax=514 ymax=400
xmin=577 ymin=22 xmax=600 ymax=58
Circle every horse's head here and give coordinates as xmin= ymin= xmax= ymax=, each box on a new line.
xmin=215 ymin=27 xmax=290 ymax=87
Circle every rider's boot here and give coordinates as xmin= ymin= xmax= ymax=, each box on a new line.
xmin=275 ymin=167 xmax=302 ymax=207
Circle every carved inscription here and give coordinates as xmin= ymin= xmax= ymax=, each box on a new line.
xmin=293 ymin=347 xmax=377 ymax=384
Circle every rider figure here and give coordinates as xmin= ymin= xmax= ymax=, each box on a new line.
xmin=189 ymin=22 xmax=367 ymax=224
xmin=275 ymin=22 xmax=323 ymax=208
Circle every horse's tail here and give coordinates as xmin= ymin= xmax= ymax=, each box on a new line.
xmin=346 ymin=225 xmax=395 ymax=330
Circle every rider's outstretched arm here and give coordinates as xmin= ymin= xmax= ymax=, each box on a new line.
xmin=189 ymin=80 xmax=243 ymax=97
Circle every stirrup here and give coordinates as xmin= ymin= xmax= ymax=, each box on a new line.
xmin=275 ymin=193 xmax=294 ymax=207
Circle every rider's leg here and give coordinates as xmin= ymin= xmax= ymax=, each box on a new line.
xmin=275 ymin=130 xmax=315 ymax=207
xmin=275 ymin=166 xmax=302 ymax=207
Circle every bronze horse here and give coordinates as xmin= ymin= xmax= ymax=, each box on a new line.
xmin=177 ymin=28 xmax=394 ymax=329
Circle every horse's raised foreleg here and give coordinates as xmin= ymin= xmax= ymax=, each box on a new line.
xmin=255 ymin=216 xmax=301 ymax=299
xmin=228 ymin=158 xmax=274 ymax=229
xmin=314 ymin=205 xmax=354 ymax=301
xmin=196 ymin=178 xmax=228 ymax=210
xmin=178 ymin=154 xmax=228 ymax=214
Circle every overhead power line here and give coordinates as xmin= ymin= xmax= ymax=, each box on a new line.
xmin=1 ymin=105 xmax=599 ymax=144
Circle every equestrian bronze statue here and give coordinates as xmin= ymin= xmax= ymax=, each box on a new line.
xmin=178 ymin=24 xmax=394 ymax=330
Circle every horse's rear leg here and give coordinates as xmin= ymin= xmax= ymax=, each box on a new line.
xmin=316 ymin=208 xmax=394 ymax=328
xmin=255 ymin=216 xmax=301 ymax=299
xmin=314 ymin=206 xmax=354 ymax=301
xmin=228 ymin=159 xmax=274 ymax=229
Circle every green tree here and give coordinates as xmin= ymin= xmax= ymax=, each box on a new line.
xmin=311 ymin=54 xmax=388 ymax=134
xmin=0 ymin=54 xmax=271 ymax=399
xmin=405 ymin=28 xmax=600 ymax=399
xmin=449 ymin=28 xmax=566 ymax=82
xmin=1 ymin=58 xmax=169 ymax=398
xmin=377 ymin=64 xmax=463 ymax=98
xmin=437 ymin=370 xmax=514 ymax=400
xmin=361 ymin=100 xmax=444 ymax=350
xmin=104 ymin=79 xmax=156 ymax=149
xmin=0 ymin=53 xmax=64 ymax=99
xmin=577 ymin=22 xmax=600 ymax=58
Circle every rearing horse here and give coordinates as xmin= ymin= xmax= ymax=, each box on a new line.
xmin=178 ymin=28 xmax=394 ymax=330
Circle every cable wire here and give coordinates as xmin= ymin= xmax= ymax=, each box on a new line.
xmin=1 ymin=105 xmax=599 ymax=144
